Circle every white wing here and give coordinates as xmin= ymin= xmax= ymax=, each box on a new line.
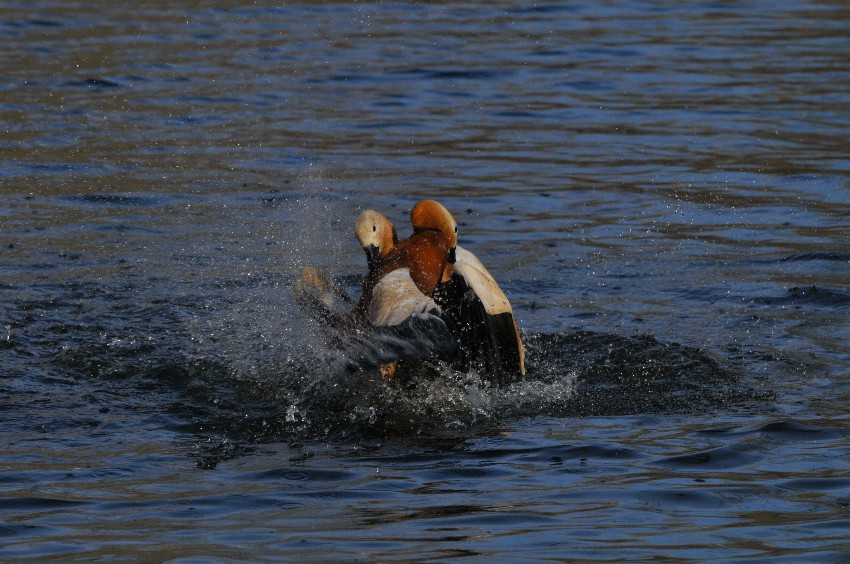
xmin=364 ymin=267 xmax=457 ymax=366
xmin=367 ymin=268 xmax=445 ymax=327
xmin=453 ymin=246 xmax=512 ymax=316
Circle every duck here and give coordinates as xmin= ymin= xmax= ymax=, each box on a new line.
xmin=388 ymin=201 xmax=525 ymax=383
xmin=357 ymin=200 xmax=525 ymax=384
xmin=297 ymin=201 xmax=524 ymax=383
xmin=357 ymin=201 xmax=457 ymax=309
xmin=354 ymin=204 xmax=457 ymax=379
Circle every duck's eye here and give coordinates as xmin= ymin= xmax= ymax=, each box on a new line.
xmin=454 ymin=226 xmax=458 ymax=233
xmin=373 ymin=225 xmax=377 ymax=232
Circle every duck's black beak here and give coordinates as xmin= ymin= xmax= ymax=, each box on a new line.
xmin=364 ymin=244 xmax=381 ymax=271
xmin=447 ymin=246 xmax=456 ymax=264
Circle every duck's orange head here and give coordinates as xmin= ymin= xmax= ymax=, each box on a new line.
xmin=355 ymin=210 xmax=397 ymax=271
xmin=410 ymin=200 xmax=458 ymax=262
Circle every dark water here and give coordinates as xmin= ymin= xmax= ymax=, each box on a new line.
xmin=3 ymin=0 xmax=850 ymax=559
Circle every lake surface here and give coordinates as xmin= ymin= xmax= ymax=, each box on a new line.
xmin=2 ymin=0 xmax=850 ymax=559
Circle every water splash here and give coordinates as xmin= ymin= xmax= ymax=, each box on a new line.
xmin=23 ymin=187 xmax=771 ymax=467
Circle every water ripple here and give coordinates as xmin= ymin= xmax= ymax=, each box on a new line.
xmin=2 ymin=0 xmax=850 ymax=559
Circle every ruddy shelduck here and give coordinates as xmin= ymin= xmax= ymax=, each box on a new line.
xmin=357 ymin=200 xmax=525 ymax=384
xmin=354 ymin=204 xmax=457 ymax=379
xmin=295 ymin=201 xmax=524 ymax=384
xmin=357 ymin=200 xmax=457 ymax=319
xmin=395 ymin=201 xmax=526 ymax=382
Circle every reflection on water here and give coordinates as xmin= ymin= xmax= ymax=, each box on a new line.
xmin=2 ymin=0 xmax=850 ymax=560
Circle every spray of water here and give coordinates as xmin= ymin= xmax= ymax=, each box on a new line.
xmin=173 ymin=175 xmax=590 ymax=445
xmin=28 ymin=172 xmax=748 ymax=466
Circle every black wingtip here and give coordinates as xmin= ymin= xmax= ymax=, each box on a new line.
xmin=434 ymin=274 xmax=524 ymax=386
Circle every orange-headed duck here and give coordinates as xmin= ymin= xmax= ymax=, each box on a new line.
xmin=401 ymin=201 xmax=526 ymax=383
xmin=357 ymin=200 xmax=524 ymax=384
xmin=297 ymin=202 xmax=523 ymax=384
